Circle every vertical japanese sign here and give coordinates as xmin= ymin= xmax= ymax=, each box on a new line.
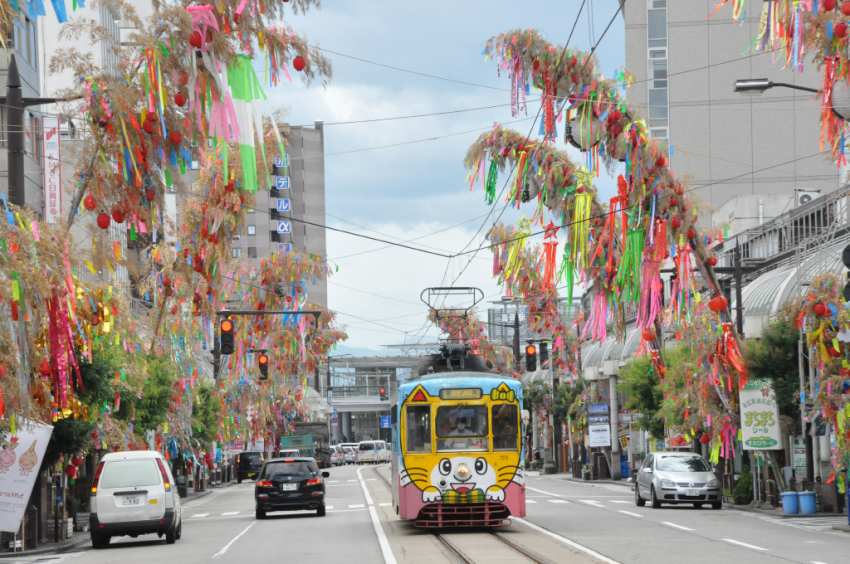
xmin=0 ymin=419 xmax=53 ymax=533
xmin=42 ymin=117 xmax=62 ymax=224
xmin=740 ymin=379 xmax=781 ymax=450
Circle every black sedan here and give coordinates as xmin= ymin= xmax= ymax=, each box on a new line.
xmin=255 ymin=458 xmax=330 ymax=518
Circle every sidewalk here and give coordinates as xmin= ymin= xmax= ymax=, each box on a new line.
xmin=556 ymin=473 xmax=635 ymax=490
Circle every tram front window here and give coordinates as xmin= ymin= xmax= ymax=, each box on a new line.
xmin=405 ymin=406 xmax=432 ymax=453
xmin=492 ymin=404 xmax=518 ymax=450
xmin=435 ymin=405 xmax=488 ymax=451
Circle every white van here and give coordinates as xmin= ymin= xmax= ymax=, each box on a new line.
xmin=375 ymin=440 xmax=390 ymax=462
xmin=357 ymin=441 xmax=378 ymax=464
xmin=90 ymin=451 xmax=182 ymax=548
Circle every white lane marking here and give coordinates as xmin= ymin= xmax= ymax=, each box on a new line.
xmin=328 ymin=480 xmax=339 ymax=483
xmin=526 ymin=500 xmax=538 ymax=504
xmin=379 ymin=503 xmax=392 ymax=507
xmin=348 ymin=479 xmax=358 ymax=482
xmin=547 ymin=499 xmax=569 ymax=504
xmin=192 ymin=513 xmax=210 ymax=518
xmin=579 ymin=500 xmax=605 ymax=507
xmin=349 ymin=504 xmax=366 ymax=509
xmin=609 ymin=500 xmax=630 ymax=504
xmin=811 ymin=561 xmax=829 ymax=564
xmin=723 ymin=539 xmax=768 ymax=551
xmin=211 ymin=522 xmax=255 ymax=559
xmin=515 ymin=518 xmax=622 ymax=564
xmin=526 ymin=486 xmax=564 ymax=497
xmin=367 ymin=478 xmax=377 ymax=481
xmin=221 ymin=511 xmax=240 ymax=516
xmin=618 ymin=510 xmax=643 ymax=518
xmin=662 ymin=522 xmax=695 ymax=531
xmin=357 ymin=466 xmax=398 ymax=564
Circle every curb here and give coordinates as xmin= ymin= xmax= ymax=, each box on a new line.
xmin=728 ymin=504 xmax=841 ymax=519
xmin=832 ymin=524 xmax=850 ymax=532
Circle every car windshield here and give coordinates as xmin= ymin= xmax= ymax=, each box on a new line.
xmin=359 ymin=443 xmax=374 ymax=451
xmin=100 ymin=460 xmax=161 ymax=489
xmin=263 ymin=461 xmax=317 ymax=478
xmin=435 ymin=405 xmax=489 ymax=451
xmin=656 ymin=455 xmax=711 ymax=472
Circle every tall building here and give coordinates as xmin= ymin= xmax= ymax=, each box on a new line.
xmin=624 ymin=0 xmax=837 ymax=233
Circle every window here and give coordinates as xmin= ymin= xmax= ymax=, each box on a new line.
xmin=656 ymin=455 xmax=711 ymax=472
xmin=232 ymin=248 xmax=241 ymax=258
xmin=28 ymin=19 xmax=37 ymax=70
xmin=247 ymin=225 xmax=256 ymax=235
xmin=247 ymin=247 xmax=257 ymax=258
xmin=647 ymin=6 xmax=667 ymax=48
xmin=100 ymin=460 xmax=161 ymax=489
xmin=262 ymin=461 xmax=317 ymax=478
xmin=405 ymin=405 xmax=432 ymax=453
xmin=435 ymin=405 xmax=488 ymax=452
xmin=646 ymin=1 xmax=669 ymax=142
xmin=491 ymin=404 xmax=518 ymax=451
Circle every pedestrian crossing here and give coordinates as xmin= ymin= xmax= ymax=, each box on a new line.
xmin=754 ymin=514 xmax=848 ymax=532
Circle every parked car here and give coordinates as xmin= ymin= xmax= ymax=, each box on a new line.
xmin=90 ymin=451 xmax=182 ymax=549
xmin=236 ymin=451 xmax=267 ymax=483
xmin=343 ymin=446 xmax=357 ymax=465
xmin=330 ymin=445 xmax=344 ymax=466
xmin=635 ymin=451 xmax=721 ymax=509
xmin=357 ymin=441 xmax=378 ymax=464
xmin=375 ymin=440 xmax=390 ymax=462
xmin=255 ymin=458 xmax=330 ymax=518
xmin=275 ymin=449 xmax=302 ymax=459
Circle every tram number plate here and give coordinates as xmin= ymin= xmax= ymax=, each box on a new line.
xmin=440 ymin=388 xmax=482 ymax=400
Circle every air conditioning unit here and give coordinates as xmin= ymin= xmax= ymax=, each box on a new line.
xmin=796 ymin=190 xmax=820 ymax=207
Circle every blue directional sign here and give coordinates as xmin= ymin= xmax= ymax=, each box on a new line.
xmin=276 ymin=176 xmax=290 ymax=190
xmin=275 ymin=154 xmax=289 ymax=167
xmin=276 ymin=221 xmax=291 ymax=234
xmin=380 ymin=416 xmax=391 ymax=429
xmin=276 ymin=198 xmax=291 ymax=212
xmin=278 ymin=243 xmax=292 ymax=253
xmin=332 ymin=408 xmax=338 ymax=416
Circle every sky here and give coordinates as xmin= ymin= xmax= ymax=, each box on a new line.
xmin=267 ymin=0 xmax=626 ymax=351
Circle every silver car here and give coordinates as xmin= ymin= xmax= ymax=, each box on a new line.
xmin=635 ymin=451 xmax=722 ymax=509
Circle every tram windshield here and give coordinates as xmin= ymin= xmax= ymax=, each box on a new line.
xmin=491 ymin=404 xmax=518 ymax=450
xmin=435 ymin=405 xmax=488 ymax=451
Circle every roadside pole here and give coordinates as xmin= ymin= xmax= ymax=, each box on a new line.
xmin=609 ymin=375 xmax=621 ymax=480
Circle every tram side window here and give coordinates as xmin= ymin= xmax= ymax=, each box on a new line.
xmin=492 ymin=404 xmax=518 ymax=451
xmin=435 ymin=405 xmax=489 ymax=452
xmin=406 ymin=406 xmax=432 ymax=453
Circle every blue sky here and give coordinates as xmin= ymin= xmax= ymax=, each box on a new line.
xmin=268 ymin=1 xmax=626 ymax=350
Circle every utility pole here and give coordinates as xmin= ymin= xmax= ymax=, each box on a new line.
xmin=512 ymin=312 xmax=520 ymax=372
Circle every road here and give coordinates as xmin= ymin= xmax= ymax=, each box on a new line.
xmin=6 ymin=465 xmax=846 ymax=563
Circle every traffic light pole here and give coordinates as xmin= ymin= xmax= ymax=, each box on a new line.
xmin=213 ymin=310 xmax=323 ymax=379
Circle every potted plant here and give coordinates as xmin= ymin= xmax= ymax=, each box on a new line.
xmin=75 ymin=502 xmax=91 ymax=532
xmin=523 ymin=458 xmax=531 ymax=470
xmin=582 ymin=464 xmax=591 ymax=480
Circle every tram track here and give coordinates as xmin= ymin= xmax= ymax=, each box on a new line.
xmin=368 ymin=465 xmax=554 ymax=564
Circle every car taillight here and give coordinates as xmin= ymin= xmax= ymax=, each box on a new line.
xmin=258 ymin=480 xmax=273 ymax=487
xmin=306 ymin=478 xmax=322 ymax=486
xmin=156 ymin=458 xmax=172 ymax=492
xmin=91 ymin=462 xmax=105 ymax=495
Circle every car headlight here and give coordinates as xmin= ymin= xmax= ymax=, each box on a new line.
xmin=707 ymin=479 xmax=719 ymax=488
xmin=661 ymin=478 xmax=676 ymax=488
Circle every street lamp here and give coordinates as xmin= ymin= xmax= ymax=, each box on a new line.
xmin=733 ymin=78 xmax=820 ymax=95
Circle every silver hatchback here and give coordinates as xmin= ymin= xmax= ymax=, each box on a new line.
xmin=635 ymin=451 xmax=722 ymax=509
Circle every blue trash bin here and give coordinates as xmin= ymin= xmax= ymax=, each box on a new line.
xmin=799 ymin=491 xmax=817 ymax=514
xmin=780 ymin=491 xmax=799 ymax=515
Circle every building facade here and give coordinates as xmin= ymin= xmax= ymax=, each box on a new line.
xmin=624 ymin=0 xmax=837 ymax=231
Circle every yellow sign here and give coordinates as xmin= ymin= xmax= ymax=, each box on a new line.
xmin=439 ymin=388 xmax=483 ymax=400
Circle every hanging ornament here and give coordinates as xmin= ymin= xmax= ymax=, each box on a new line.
xmin=707 ymin=256 xmax=718 ymax=266
xmin=190 ymin=31 xmax=202 ymax=48
xmin=293 ymin=56 xmax=306 ymax=71
xmin=96 ymin=213 xmax=111 ymax=229
xmin=168 ymin=131 xmax=183 ymax=145
xmin=143 ymin=120 xmax=155 ymax=134
xmin=111 ymin=207 xmax=126 ymax=224
xmin=84 ymin=194 xmax=97 ymax=211
xmin=145 ymin=188 xmax=155 ymax=202
xmin=175 ymin=93 xmax=187 ymax=107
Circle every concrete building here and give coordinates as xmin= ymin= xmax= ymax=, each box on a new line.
xmin=624 ymin=0 xmax=837 ymax=232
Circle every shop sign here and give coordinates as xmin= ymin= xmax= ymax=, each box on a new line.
xmin=589 ymin=424 xmax=611 ymax=447
xmin=0 ymin=419 xmax=53 ymax=533
xmin=740 ymin=379 xmax=781 ymax=450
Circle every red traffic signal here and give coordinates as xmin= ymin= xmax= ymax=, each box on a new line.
xmin=221 ymin=319 xmax=233 ymax=332
xmin=258 ymin=353 xmax=269 ymax=380
xmin=258 ymin=354 xmax=269 ymax=365
xmin=220 ymin=319 xmax=235 ymax=355
xmin=525 ymin=344 xmax=536 ymax=356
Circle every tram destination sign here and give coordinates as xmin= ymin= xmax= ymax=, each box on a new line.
xmin=439 ymin=388 xmax=483 ymax=400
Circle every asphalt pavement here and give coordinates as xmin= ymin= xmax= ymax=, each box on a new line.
xmin=3 ymin=466 xmax=846 ymax=563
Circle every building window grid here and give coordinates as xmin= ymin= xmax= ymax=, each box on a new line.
xmin=646 ymin=0 xmax=669 ymax=143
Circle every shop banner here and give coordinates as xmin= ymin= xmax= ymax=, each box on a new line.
xmin=42 ymin=117 xmax=61 ymax=224
xmin=0 ymin=419 xmax=53 ymax=533
xmin=589 ymin=424 xmax=611 ymax=447
xmin=740 ymin=379 xmax=782 ymax=450
xmin=792 ymin=436 xmax=807 ymax=480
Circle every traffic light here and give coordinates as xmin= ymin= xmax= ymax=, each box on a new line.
xmin=220 ymin=318 xmax=235 ymax=355
xmin=843 ymin=244 xmax=850 ymax=301
xmin=540 ymin=341 xmax=549 ymax=367
xmin=258 ymin=353 xmax=269 ymax=380
xmin=379 ymin=387 xmax=388 ymax=401
xmin=525 ymin=344 xmax=537 ymax=372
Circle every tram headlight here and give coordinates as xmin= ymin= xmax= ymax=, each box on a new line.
xmin=455 ymin=464 xmax=470 ymax=481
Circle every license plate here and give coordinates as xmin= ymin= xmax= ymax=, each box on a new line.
xmin=687 ymin=489 xmax=700 ymax=497
xmin=282 ymin=484 xmax=298 ymax=491
xmin=121 ymin=496 xmax=141 ymax=506
xmin=248 ymin=473 xmax=256 ymax=478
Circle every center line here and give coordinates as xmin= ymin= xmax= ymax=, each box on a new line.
xmin=723 ymin=539 xmax=768 ymax=551
xmin=221 ymin=511 xmax=240 ymax=516
xmin=349 ymin=504 xmax=365 ymax=509
xmin=618 ymin=510 xmax=643 ymax=518
xmin=212 ymin=522 xmax=255 ymax=559
xmin=526 ymin=486 xmax=563 ymax=497
xmin=662 ymin=522 xmax=694 ymax=531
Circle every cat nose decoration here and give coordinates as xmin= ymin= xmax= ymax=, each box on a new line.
xmin=455 ymin=464 xmax=471 ymax=481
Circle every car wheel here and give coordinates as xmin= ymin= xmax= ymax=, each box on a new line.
xmin=317 ymin=505 xmax=326 ymax=517
xmin=635 ymin=486 xmax=646 ymax=507
xmin=650 ymin=486 xmax=661 ymax=509
xmin=91 ymin=533 xmax=109 ymax=549
xmin=693 ymin=502 xmax=703 ymax=509
xmin=165 ymin=525 xmax=177 ymax=545
xmin=237 ymin=478 xmax=243 ymax=484
xmin=711 ymin=501 xmax=722 ymax=510
xmin=256 ymin=508 xmax=266 ymax=519
xmin=175 ymin=519 xmax=182 ymax=540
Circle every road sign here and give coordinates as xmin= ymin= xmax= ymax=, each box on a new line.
xmin=332 ymin=408 xmax=338 ymax=416
xmin=327 ymin=390 xmax=333 ymax=405
xmin=380 ymin=416 xmax=391 ymax=429
xmin=276 ymin=176 xmax=290 ymax=190
xmin=331 ymin=417 xmax=338 ymax=425
xmin=278 ymin=243 xmax=292 ymax=253
xmin=275 ymin=155 xmax=289 ymax=167
xmin=277 ymin=221 xmax=291 ymax=234
xmin=276 ymin=198 xmax=291 ymax=212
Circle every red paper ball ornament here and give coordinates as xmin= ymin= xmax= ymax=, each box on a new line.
xmin=670 ymin=197 xmax=679 ymax=207
xmin=168 ymin=130 xmax=183 ymax=145
xmin=843 ymin=1 xmax=850 ymax=15
xmin=826 ymin=0 xmax=837 ymax=8
xmin=84 ymin=194 xmax=97 ymax=210
xmin=111 ymin=209 xmax=126 ymax=224
xmin=174 ymin=93 xmax=187 ymax=107
xmin=642 ymin=329 xmax=656 ymax=342
xmin=571 ymin=74 xmax=579 ymax=83
xmin=687 ymin=229 xmax=696 ymax=239
xmin=813 ymin=302 xmax=827 ymax=316
xmin=190 ymin=31 xmax=202 ymax=48
xmin=91 ymin=314 xmax=100 ymax=327
xmin=65 ymin=465 xmax=77 ymax=479
xmin=699 ymin=434 xmax=711 ymax=444
xmin=671 ymin=217 xmax=681 ymax=228
xmin=718 ymin=296 xmax=728 ymax=310
xmin=612 ymin=110 xmax=622 ymax=120
xmin=656 ymin=157 xmax=667 ymax=168
xmin=293 ymin=56 xmax=306 ymax=71
xmin=71 ymin=455 xmax=84 ymax=467
xmin=96 ymin=212 xmax=110 ymax=229
xmin=570 ymin=55 xmax=578 ymax=66
xmin=576 ymin=186 xmax=585 ymax=193
xmin=836 ymin=23 xmax=848 ymax=38
xmin=39 ymin=360 xmax=51 ymax=377
xmin=145 ymin=188 xmax=155 ymax=202
xmin=162 ymin=275 xmax=171 ymax=287
xmin=708 ymin=256 xmax=718 ymax=266
xmin=143 ymin=119 xmax=154 ymax=134
xmin=830 ymin=346 xmax=842 ymax=357
xmin=193 ymin=292 xmax=202 ymax=303
xmin=178 ymin=71 xmax=189 ymax=85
